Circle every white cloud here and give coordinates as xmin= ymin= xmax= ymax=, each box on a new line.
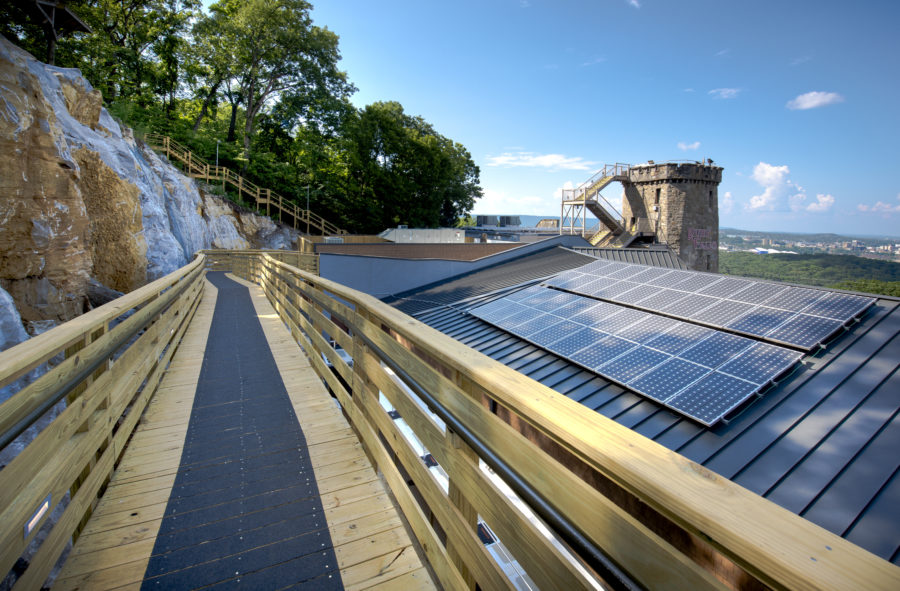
xmin=858 ymin=195 xmax=900 ymax=215
xmin=806 ymin=194 xmax=835 ymax=213
xmin=485 ymin=152 xmax=596 ymax=171
xmin=627 ymin=0 xmax=641 ymax=8
xmin=720 ymin=191 xmax=734 ymax=215
xmin=788 ymin=193 xmax=808 ymax=212
xmin=683 ymin=88 xmax=695 ymax=93
xmin=747 ymin=162 xmax=834 ymax=213
xmin=678 ymin=141 xmax=701 ymax=151
xmin=715 ymin=49 xmax=730 ymax=57
xmin=748 ymin=162 xmax=793 ymax=211
xmin=786 ymin=91 xmax=844 ymax=110
xmin=790 ymin=56 xmax=812 ymax=66
xmin=709 ymin=88 xmax=741 ymax=99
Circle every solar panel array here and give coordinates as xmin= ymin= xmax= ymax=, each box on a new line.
xmin=544 ymin=260 xmax=875 ymax=350
xmin=471 ymin=285 xmax=803 ymax=426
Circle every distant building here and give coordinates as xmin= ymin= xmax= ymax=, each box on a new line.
xmin=476 ymin=215 xmax=521 ymax=228
xmin=378 ymin=227 xmax=465 ymax=244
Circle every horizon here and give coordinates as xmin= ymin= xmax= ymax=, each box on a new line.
xmin=468 ymin=215 xmax=900 ymax=241
xmin=311 ymin=0 xmax=900 ymax=236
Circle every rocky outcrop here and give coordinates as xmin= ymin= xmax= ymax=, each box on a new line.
xmin=75 ymin=147 xmax=147 ymax=293
xmin=0 ymin=35 xmax=300 ymax=334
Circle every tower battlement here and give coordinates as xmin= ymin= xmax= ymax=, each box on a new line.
xmin=623 ymin=160 xmax=722 ymax=272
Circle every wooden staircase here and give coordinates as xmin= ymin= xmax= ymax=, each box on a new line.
xmin=145 ymin=134 xmax=346 ymax=236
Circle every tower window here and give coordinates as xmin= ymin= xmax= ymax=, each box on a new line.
xmin=655 ymin=188 xmax=661 ymax=205
xmin=709 ymin=190 xmax=714 ymax=208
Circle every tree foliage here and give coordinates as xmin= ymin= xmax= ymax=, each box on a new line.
xmin=720 ymin=252 xmax=900 ymax=288
xmin=1 ymin=0 xmax=481 ymax=233
xmin=828 ymin=280 xmax=900 ymax=298
xmin=341 ymin=102 xmax=481 ymax=233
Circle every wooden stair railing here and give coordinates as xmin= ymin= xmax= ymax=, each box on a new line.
xmin=144 ymin=134 xmax=346 ymax=236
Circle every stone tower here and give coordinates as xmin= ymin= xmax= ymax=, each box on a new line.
xmin=622 ymin=161 xmax=723 ymax=272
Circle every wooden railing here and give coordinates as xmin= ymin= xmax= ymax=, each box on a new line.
xmin=144 ymin=134 xmax=346 ymax=236
xmin=212 ymin=250 xmax=899 ymax=591
xmin=206 ymin=249 xmax=318 ymax=276
xmin=0 ymin=256 xmax=206 ymax=590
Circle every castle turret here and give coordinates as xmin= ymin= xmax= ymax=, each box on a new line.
xmin=623 ymin=161 xmax=722 ymax=272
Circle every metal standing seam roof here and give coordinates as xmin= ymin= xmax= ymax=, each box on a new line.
xmin=570 ymin=246 xmax=689 ymax=269
xmin=386 ymin=253 xmax=900 ymax=565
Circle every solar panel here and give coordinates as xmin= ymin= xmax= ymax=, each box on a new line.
xmin=764 ymin=287 xmax=824 ymax=312
xmin=615 ymin=315 xmax=681 ymax=344
xmin=552 ymin=327 xmax=601 ymax=357
xmin=726 ymin=307 xmax=794 ymax=336
xmin=637 ymin=288 xmax=690 ymax=310
xmin=529 ymin=320 xmax=583 ymax=347
xmin=718 ymin=342 xmax=802 ymax=385
xmin=603 ymin=308 xmax=651 ymax=333
xmin=803 ymin=292 xmax=873 ymax=320
xmin=644 ymin=322 xmax=714 ymax=355
xmin=679 ymin=332 xmax=753 ymax=368
xmin=513 ymin=314 xmax=564 ymax=338
xmin=766 ymin=315 xmax=843 ymax=349
xmin=570 ymin=335 xmax=637 ymax=370
xmin=666 ymin=373 xmax=759 ymax=426
xmin=468 ymin=283 xmax=810 ymax=426
xmin=506 ymin=285 xmax=544 ymax=302
xmin=615 ymin=283 xmax=661 ymax=305
xmin=601 ymin=346 xmax=669 ymax=384
xmin=630 ymin=358 xmax=711 ymax=402
xmin=689 ymin=299 xmax=754 ymax=326
xmin=539 ymin=260 xmax=875 ymax=351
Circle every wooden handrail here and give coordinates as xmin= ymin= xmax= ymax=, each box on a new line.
xmin=0 ymin=256 xmax=206 ymax=589
xmin=143 ymin=133 xmax=346 ymax=236
xmin=208 ymin=250 xmax=900 ymax=591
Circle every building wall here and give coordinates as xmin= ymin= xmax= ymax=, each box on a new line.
xmin=623 ymin=162 xmax=722 ymax=272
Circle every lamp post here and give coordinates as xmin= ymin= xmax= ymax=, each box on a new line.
xmin=306 ymin=185 xmax=310 ymax=235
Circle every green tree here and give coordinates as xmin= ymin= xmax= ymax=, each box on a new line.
xmin=206 ymin=0 xmax=354 ymax=168
xmin=342 ymin=101 xmax=481 ymax=233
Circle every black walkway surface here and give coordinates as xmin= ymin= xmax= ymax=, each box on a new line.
xmin=141 ymin=272 xmax=343 ymax=590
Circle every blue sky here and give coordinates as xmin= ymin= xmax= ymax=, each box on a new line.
xmin=310 ymin=0 xmax=900 ymax=236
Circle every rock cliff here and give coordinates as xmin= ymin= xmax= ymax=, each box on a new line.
xmin=0 ymin=35 xmax=298 ymax=341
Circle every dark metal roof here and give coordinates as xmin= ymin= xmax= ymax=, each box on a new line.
xmin=382 ymin=246 xmax=596 ymax=316
xmin=571 ymin=246 xmax=689 ymax=269
xmin=315 ymin=242 xmax=521 ymax=260
xmin=406 ymin=266 xmax=900 ymax=564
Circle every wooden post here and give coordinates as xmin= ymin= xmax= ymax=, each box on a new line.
xmin=447 ymin=429 xmax=478 ymax=590
xmin=266 ymin=189 xmax=270 ymax=216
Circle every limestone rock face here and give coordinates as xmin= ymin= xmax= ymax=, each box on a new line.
xmin=0 ymin=39 xmax=93 ymax=321
xmin=75 ymin=147 xmax=147 ymax=292
xmin=0 ymin=36 xmax=299 ymax=329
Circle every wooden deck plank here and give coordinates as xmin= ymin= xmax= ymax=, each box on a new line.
xmin=53 ymin=280 xmax=218 ymax=589
xmin=238 ymin=274 xmax=434 ymax=590
xmin=54 ymin=274 xmax=434 ymax=590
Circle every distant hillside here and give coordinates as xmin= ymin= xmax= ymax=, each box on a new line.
xmin=719 ymin=252 xmax=900 ymax=296
xmin=720 ymin=227 xmax=899 ymax=244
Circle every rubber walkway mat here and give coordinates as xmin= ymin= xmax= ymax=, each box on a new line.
xmin=141 ymin=272 xmax=343 ymax=590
